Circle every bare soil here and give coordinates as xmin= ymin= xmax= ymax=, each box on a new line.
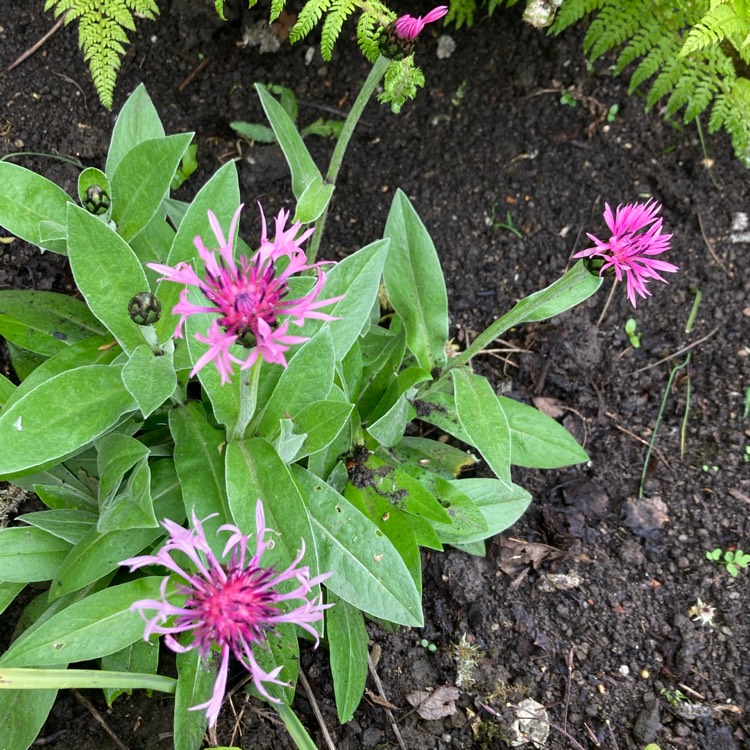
xmin=1 ymin=2 xmax=749 ymax=749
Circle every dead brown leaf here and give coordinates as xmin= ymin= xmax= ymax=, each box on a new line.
xmin=499 ymin=537 xmax=564 ymax=577
xmin=365 ymin=688 xmax=398 ymax=710
xmin=406 ymin=686 xmax=460 ymax=721
xmin=532 ymin=396 xmax=566 ymax=419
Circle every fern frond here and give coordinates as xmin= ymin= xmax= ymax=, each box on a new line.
xmin=681 ymin=1 xmax=750 ymax=56
xmin=269 ymin=0 xmax=286 ymax=23
xmin=550 ymin=0 xmax=605 ymax=34
xmin=447 ymin=0 xmax=477 ymax=29
xmin=709 ymin=77 xmax=750 ymax=164
xmin=45 ymin=0 xmax=159 ymax=110
xmin=321 ymin=0 xmax=358 ymax=60
xmin=290 ymin=0 xmax=334 ymax=44
xmin=583 ymin=3 xmax=641 ymax=60
xmin=378 ymin=57 xmax=425 ymax=114
xmin=357 ymin=9 xmax=386 ymax=62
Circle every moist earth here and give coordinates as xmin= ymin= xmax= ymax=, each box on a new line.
xmin=1 ymin=2 xmax=749 ymax=749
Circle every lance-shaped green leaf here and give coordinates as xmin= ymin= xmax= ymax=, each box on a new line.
xmin=357 ymin=325 xmax=406 ymax=419
xmin=174 ymin=647 xmax=214 ymax=750
xmin=452 ymin=369 xmax=512 ymax=489
xmin=121 ymin=342 xmax=177 ymax=418
xmin=67 ymin=204 xmax=151 ymax=355
xmin=293 ymin=174 xmax=334 ymax=224
xmin=154 ymin=161 xmax=240 ymax=340
xmin=387 ymin=437 xmax=476 ymax=479
xmin=0 ymin=582 xmax=25 ymax=616
xmin=2 ymin=335 xmax=118 ymax=413
xmin=0 ymin=290 xmax=105 ymax=357
xmin=0 ymin=162 xmax=71 ymax=253
xmin=288 ymin=399 xmax=353 ymax=460
xmin=301 ymin=239 xmax=389 ymax=361
xmin=256 ymin=83 xmax=322 ymax=200
xmin=225 ymin=438 xmax=317 ymax=577
xmin=498 ymin=396 xmax=589 ymax=468
xmin=293 ymin=466 xmax=422 ymax=626
xmin=106 ymin=83 xmax=166 ymax=175
xmin=0 ymin=577 xmax=164 ymax=667
xmin=101 ymin=638 xmax=159 ymax=705
xmin=257 ymin=328 xmax=335 ymax=438
xmin=48 ymin=459 xmax=181 ymax=599
xmin=327 ymin=592 xmax=368 ymax=724
xmin=15 ymin=509 xmax=97 ymax=545
xmin=111 ymin=133 xmax=194 ymax=241
xmin=0 ymin=365 xmax=136 ymax=480
xmin=0 ymin=527 xmax=72 ymax=583
xmin=0 ymin=688 xmax=58 ymax=750
xmin=169 ymin=403 xmax=229 ymax=546
xmin=0 ymin=372 xmax=15 ymax=408
xmin=383 ymin=190 xmax=448 ymax=372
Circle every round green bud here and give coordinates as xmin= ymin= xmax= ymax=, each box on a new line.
xmin=83 ymin=184 xmax=111 ymax=215
xmin=128 ymin=292 xmax=162 ymax=326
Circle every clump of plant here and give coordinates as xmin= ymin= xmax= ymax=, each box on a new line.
xmin=706 ymin=547 xmax=750 ymax=577
xmin=0 ymin=37 xmax=678 ymax=748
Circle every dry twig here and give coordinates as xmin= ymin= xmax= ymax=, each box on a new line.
xmin=71 ymin=689 xmax=129 ymax=750
xmin=6 ymin=16 xmax=65 ymax=73
xmin=298 ymin=669 xmax=337 ymax=750
xmin=367 ymin=651 xmax=407 ymax=750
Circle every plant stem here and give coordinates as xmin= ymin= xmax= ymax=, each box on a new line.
xmin=230 ymin=357 xmax=262 ymax=442
xmin=306 ymin=55 xmax=389 ymax=264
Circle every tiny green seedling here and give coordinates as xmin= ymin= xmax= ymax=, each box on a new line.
xmin=643 ymin=744 xmax=662 ymax=750
xmin=420 ymin=638 xmax=437 ymax=653
xmin=706 ymin=548 xmax=750 ymax=577
xmin=487 ymin=206 xmax=524 ymax=238
xmin=559 ymin=90 xmax=577 ymax=107
xmin=701 ymin=464 xmax=719 ymax=473
xmin=606 ymin=103 xmax=619 ymax=122
xmin=625 ymin=318 xmax=642 ymax=348
xmin=660 ymin=688 xmax=688 ymax=707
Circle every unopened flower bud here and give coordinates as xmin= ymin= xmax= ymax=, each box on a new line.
xmin=378 ymin=24 xmax=417 ymax=61
xmin=128 ymin=292 xmax=162 ymax=326
xmin=83 ymin=184 xmax=111 ymax=215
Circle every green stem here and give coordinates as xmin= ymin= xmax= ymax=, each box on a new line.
xmin=275 ymin=702 xmax=318 ymax=750
xmin=0 ymin=667 xmax=176 ymax=693
xmin=230 ymin=357 xmax=262 ymax=442
xmin=306 ymin=55 xmax=389 ymax=264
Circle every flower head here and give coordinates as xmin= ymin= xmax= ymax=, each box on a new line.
xmin=121 ymin=502 xmax=331 ymax=728
xmin=149 ymin=205 xmax=343 ymax=383
xmin=573 ymin=199 xmax=678 ymax=307
xmin=393 ymin=5 xmax=448 ymax=41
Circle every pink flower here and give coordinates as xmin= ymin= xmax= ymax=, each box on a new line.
xmin=121 ymin=502 xmax=331 ymax=728
xmin=149 ymin=205 xmax=343 ymax=383
xmin=393 ymin=5 xmax=448 ymax=40
xmin=573 ymin=199 xmax=678 ymax=307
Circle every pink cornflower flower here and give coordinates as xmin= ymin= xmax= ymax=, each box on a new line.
xmin=149 ymin=204 xmax=343 ymax=383
xmin=394 ymin=5 xmax=448 ymax=40
xmin=121 ymin=502 xmax=331 ymax=728
xmin=573 ymin=199 xmax=678 ymax=307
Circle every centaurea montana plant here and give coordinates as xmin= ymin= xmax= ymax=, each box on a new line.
xmin=122 ymin=501 xmax=330 ymax=727
xmin=0 ymin=58 xmax=677 ymax=750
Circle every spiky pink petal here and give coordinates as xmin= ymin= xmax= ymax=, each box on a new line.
xmin=394 ymin=5 xmax=448 ymax=40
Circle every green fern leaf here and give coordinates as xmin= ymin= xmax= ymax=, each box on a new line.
xmin=321 ymin=0 xmax=357 ymax=61
xmin=550 ymin=0 xmax=605 ymax=34
xmin=378 ymin=57 xmax=425 ymax=113
xmin=681 ymin=2 xmax=750 ymax=56
xmin=269 ymin=0 xmax=286 ymax=23
xmin=45 ymin=0 xmax=159 ymax=110
xmin=290 ymin=0 xmax=334 ymax=44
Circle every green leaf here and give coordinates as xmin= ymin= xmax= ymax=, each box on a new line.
xmin=452 ymin=369 xmax=512 ymax=488
xmin=499 ymin=396 xmax=589 ymax=468
xmin=154 ymin=160 xmax=240 ymax=344
xmin=174 ymin=647 xmax=213 ymax=750
xmin=256 ymin=83 xmax=322 ymax=200
xmin=0 ymin=365 xmax=136 ymax=479
xmin=98 ymin=457 xmax=156 ymax=533
xmin=121 ymin=342 xmax=177 ymax=417
xmin=2 ymin=335 xmax=119 ymax=413
xmin=257 ymin=328 xmax=335 ymax=437
xmin=111 ymin=133 xmax=194 ymax=241
xmin=388 ymin=436 xmax=476 ymax=479
xmin=293 ymin=174 xmax=335 ymax=224
xmin=0 ymin=527 xmax=72 ymax=583
xmin=357 ymin=326 xmax=406 ymax=420
xmin=225 ymin=439 xmax=317 ymax=577
xmin=106 ymin=83 xmax=166 ymax=175
xmin=0 ymin=577 xmax=163 ymax=667
xmin=327 ymin=592 xmax=368 ymax=724
xmin=67 ymin=203 xmax=151 ymax=355
xmin=15 ymin=509 xmax=97 ymax=545
xmin=300 ymin=239 xmax=389 ymax=361
xmin=49 ymin=459 xmax=182 ymax=599
xmin=383 ymin=190 xmax=449 ymax=372
xmin=169 ymin=403 xmax=229 ymax=545
xmin=101 ymin=638 xmax=159 ymax=705
xmin=0 ymin=290 xmax=106 ymax=357
xmin=289 ymin=399 xmax=353 ymax=460
xmin=293 ymin=466 xmax=423 ymax=626
xmin=230 ymin=121 xmax=277 ymax=143
xmin=0 ymin=372 xmax=16 ymax=408
xmin=0 ymin=582 xmax=25 ymax=616
xmin=6 ymin=341 xmax=46 ymax=381
xmin=0 ymin=162 xmax=71 ymax=254
xmin=0 ymin=688 xmax=58 ymax=750
xmin=449 ymin=478 xmax=531 ymax=541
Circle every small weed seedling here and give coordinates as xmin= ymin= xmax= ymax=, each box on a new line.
xmin=625 ymin=317 xmax=642 ymax=348
xmin=660 ymin=688 xmax=688 ymax=707
xmin=420 ymin=638 xmax=437 ymax=653
xmin=487 ymin=205 xmax=524 ymax=238
xmin=706 ymin=548 xmax=750 ymax=577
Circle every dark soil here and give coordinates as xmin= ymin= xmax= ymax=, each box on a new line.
xmin=2 ymin=2 xmax=749 ymax=749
